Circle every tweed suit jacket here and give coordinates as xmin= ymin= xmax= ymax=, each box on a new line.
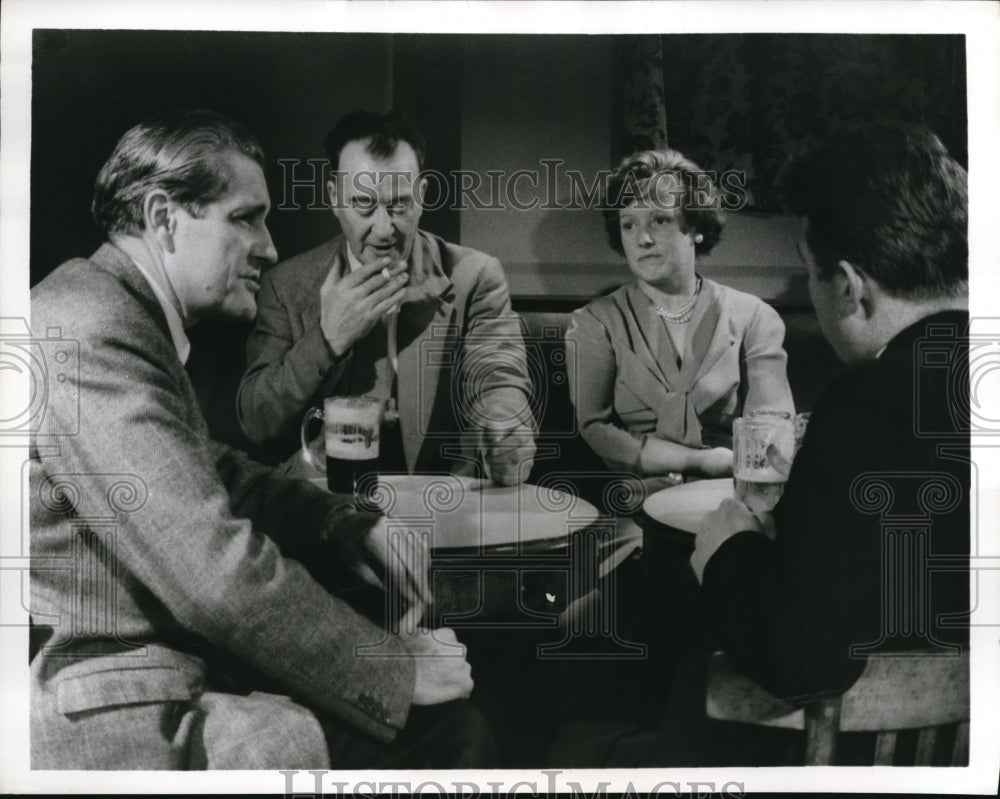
xmin=238 ymin=231 xmax=534 ymax=473
xmin=29 ymin=244 xmax=414 ymax=769
xmin=565 ymin=279 xmax=794 ymax=473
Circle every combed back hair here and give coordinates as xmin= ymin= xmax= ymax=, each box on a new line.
xmin=323 ymin=109 xmax=427 ymax=171
xmin=603 ymin=148 xmax=726 ymax=257
xmin=785 ymin=124 xmax=968 ymax=299
xmin=92 ymin=109 xmax=264 ymax=236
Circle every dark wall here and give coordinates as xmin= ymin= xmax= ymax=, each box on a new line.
xmin=30 ymin=29 xmax=469 ymax=452
xmin=30 ymin=30 xmax=965 ymax=452
xmin=30 ymin=30 xmax=464 ymax=285
xmin=32 ymin=30 xmax=967 ymax=286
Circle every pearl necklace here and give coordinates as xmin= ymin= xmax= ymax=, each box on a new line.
xmin=653 ymin=277 xmax=702 ymax=324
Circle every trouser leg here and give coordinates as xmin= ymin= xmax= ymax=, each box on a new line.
xmin=319 ymin=699 xmax=497 ymax=769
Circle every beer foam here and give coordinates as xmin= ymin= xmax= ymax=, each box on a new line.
xmin=330 ymin=396 xmax=381 ymax=410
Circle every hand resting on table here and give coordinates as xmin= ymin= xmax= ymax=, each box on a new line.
xmin=690 ymin=497 xmax=775 ymax=584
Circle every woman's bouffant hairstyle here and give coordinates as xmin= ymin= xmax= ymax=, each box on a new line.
xmin=92 ymin=109 xmax=265 ymax=236
xmin=603 ymin=148 xmax=726 ymax=257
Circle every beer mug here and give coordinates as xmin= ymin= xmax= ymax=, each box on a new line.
xmin=301 ymin=395 xmax=382 ymax=499
xmin=733 ymin=414 xmax=794 ymax=514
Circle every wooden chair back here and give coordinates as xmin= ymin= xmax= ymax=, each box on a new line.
xmin=705 ymin=649 xmax=969 ymax=765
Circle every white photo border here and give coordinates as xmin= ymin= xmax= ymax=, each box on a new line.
xmin=2 ymin=1 xmax=998 ymax=794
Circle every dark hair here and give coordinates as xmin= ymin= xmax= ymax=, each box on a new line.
xmin=323 ymin=109 xmax=426 ymax=171
xmin=785 ymin=125 xmax=968 ymax=299
xmin=603 ymin=148 xmax=725 ymax=257
xmin=92 ymin=109 xmax=265 ymax=236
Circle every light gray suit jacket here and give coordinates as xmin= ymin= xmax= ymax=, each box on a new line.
xmin=566 ymin=279 xmax=794 ymax=473
xmin=238 ymin=231 xmax=534 ymax=473
xmin=29 ymin=244 xmax=414 ymax=769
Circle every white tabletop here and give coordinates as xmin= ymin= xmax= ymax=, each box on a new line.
xmin=641 ymin=478 xmax=733 ymax=535
xmin=312 ymin=474 xmax=600 ymax=551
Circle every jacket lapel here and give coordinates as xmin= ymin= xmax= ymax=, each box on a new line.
xmin=397 ymin=234 xmax=455 ymax=471
xmin=91 ymin=244 xmax=173 ymax=351
xmin=650 ymin=312 xmax=684 ymax=383
xmin=622 ymin=278 xmax=728 ymax=448
xmin=404 ymin=231 xmax=454 ymax=305
xmin=90 ymin=243 xmax=206 ymax=431
xmin=689 ymin=279 xmax=736 ymax=385
xmin=298 ymin=241 xmax=348 ymax=335
xmin=623 ymin=284 xmax=676 ymax=390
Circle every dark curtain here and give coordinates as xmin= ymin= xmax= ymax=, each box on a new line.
xmin=615 ymin=34 xmax=967 ymax=211
xmin=612 ymin=35 xmax=669 ymax=157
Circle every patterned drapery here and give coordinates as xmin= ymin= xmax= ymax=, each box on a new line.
xmin=613 ymin=35 xmax=669 ymax=156
xmin=615 ymin=34 xmax=967 ymax=211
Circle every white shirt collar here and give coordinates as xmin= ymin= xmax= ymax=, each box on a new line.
xmin=128 ymin=256 xmax=191 ymax=365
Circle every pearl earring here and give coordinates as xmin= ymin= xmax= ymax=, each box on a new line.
xmin=694 ymin=233 xmax=704 ymax=244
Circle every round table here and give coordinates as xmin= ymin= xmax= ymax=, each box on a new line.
xmin=375 ymin=474 xmax=600 ymax=551
xmin=314 ymin=474 xmax=600 ymax=549
xmin=641 ymin=477 xmax=734 ymax=541
xmin=312 ymin=474 xmax=606 ymax=623
xmin=637 ymin=478 xmax=734 ymax=624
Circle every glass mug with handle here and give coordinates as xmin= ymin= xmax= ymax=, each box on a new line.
xmin=733 ymin=413 xmax=795 ymax=514
xmin=301 ymin=395 xmax=382 ymax=503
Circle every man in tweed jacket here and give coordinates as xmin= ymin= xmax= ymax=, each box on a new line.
xmin=29 ymin=110 xmax=486 ymax=769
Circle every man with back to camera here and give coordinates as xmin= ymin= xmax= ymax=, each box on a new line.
xmin=692 ymin=125 xmax=970 ymax=705
xmin=29 ymin=109 xmax=493 ymax=769
xmin=237 ymin=109 xmax=536 ymax=484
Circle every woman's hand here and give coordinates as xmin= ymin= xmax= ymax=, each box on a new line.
xmin=639 ymin=437 xmax=733 ymax=478
xmin=692 ymin=446 xmax=734 ymax=477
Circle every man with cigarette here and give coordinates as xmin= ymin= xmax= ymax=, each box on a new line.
xmin=237 ymin=110 xmax=536 ymax=484
xmin=29 ymin=109 xmax=490 ymax=769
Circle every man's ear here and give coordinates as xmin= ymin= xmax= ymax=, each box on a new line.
xmin=144 ymin=191 xmax=176 ymax=254
xmin=415 ymin=175 xmax=428 ymax=215
xmin=834 ymin=259 xmax=870 ymax=318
